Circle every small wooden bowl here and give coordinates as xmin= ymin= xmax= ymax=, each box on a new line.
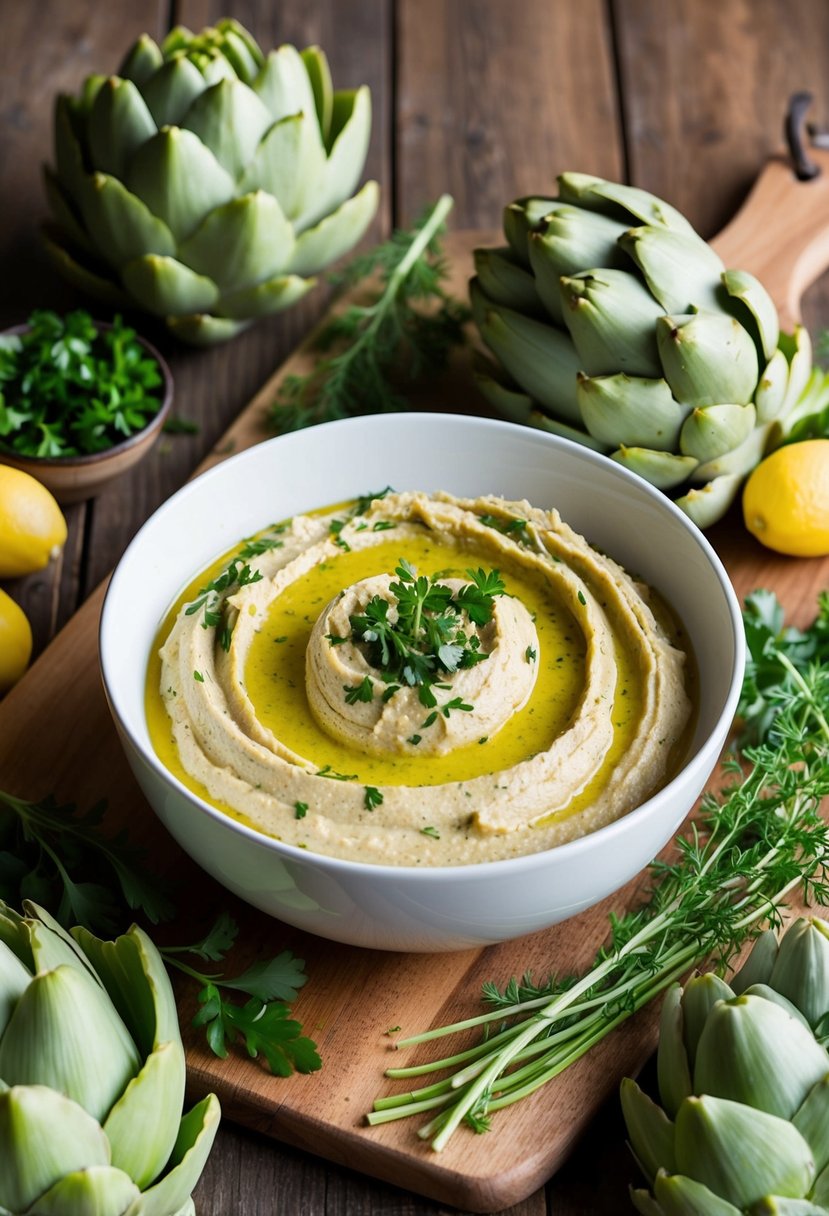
xmin=0 ymin=322 xmax=173 ymax=504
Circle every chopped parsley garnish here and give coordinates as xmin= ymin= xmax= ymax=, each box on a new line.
xmin=316 ymin=765 xmax=358 ymax=781
xmin=577 ymin=590 xmax=587 ymax=606
xmin=294 ymin=801 xmax=308 ymax=820
xmin=364 ymin=786 xmax=383 ymax=811
xmin=185 ymin=557 xmax=263 ymax=651
xmin=193 ymin=670 xmax=204 ymax=682
xmin=343 ymin=676 xmax=374 ymax=704
xmin=329 ymin=518 xmax=351 ymax=551
xmin=407 ymin=734 xmax=422 ymax=746
xmin=525 ymin=646 xmax=537 ymax=663
xmin=348 ymin=560 xmax=505 ymax=728
xmin=420 ymin=826 xmax=440 ymax=839
xmin=479 ymin=512 xmax=529 ymax=540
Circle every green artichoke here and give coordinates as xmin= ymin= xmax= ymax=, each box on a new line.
xmin=622 ymin=916 xmax=829 ymax=1214
xmin=0 ymin=899 xmax=219 ymax=1215
xmin=472 ymin=174 xmax=816 ymax=527
xmin=45 ymin=18 xmax=378 ymax=345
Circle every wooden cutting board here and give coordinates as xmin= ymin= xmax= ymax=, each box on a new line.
xmin=3 ymin=152 xmax=829 ymax=1212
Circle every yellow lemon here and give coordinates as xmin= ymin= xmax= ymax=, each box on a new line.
xmin=0 ymin=466 xmax=68 ymax=577
xmin=0 ymin=587 xmax=32 ymax=690
xmin=743 ymin=439 xmax=829 ymax=557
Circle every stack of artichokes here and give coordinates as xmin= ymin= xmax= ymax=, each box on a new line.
xmin=45 ymin=18 xmax=378 ymax=344
xmin=0 ymin=900 xmax=219 ymax=1216
xmin=472 ymin=175 xmax=814 ymax=526
xmin=622 ymin=916 xmax=829 ymax=1213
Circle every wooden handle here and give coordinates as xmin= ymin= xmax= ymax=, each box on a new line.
xmin=711 ymin=147 xmax=829 ymax=330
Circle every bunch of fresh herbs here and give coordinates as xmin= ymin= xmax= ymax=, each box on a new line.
xmin=269 ymin=195 xmax=469 ymax=432
xmin=368 ymin=592 xmax=829 ymax=1148
xmin=0 ymin=308 xmax=164 ymax=457
xmin=0 ymin=788 xmax=320 ymax=1075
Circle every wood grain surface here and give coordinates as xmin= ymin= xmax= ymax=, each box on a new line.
xmin=2 ymin=1 xmax=829 ymax=1212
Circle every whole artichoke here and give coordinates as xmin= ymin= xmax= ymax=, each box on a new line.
xmin=0 ymin=899 xmax=219 ymax=1215
xmin=622 ymin=917 xmax=829 ymax=1213
xmin=45 ymin=18 xmax=378 ymax=345
xmin=472 ymin=174 xmax=815 ymax=527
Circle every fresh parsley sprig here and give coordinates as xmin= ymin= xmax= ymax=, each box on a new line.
xmin=161 ymin=912 xmax=321 ymax=1076
xmin=269 ymin=196 xmax=468 ymax=432
xmin=0 ymin=309 xmax=163 ymax=457
xmin=348 ymin=561 xmax=504 ymax=720
xmin=368 ymin=594 xmax=829 ymax=1148
xmin=0 ymin=789 xmax=175 ymax=933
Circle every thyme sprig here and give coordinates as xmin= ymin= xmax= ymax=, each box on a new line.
xmin=269 ymin=196 xmax=468 ymax=432
xmin=368 ymin=597 xmax=829 ymax=1149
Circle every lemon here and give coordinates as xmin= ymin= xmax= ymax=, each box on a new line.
xmin=743 ymin=439 xmax=829 ymax=557
xmin=0 ymin=466 xmax=68 ymax=577
xmin=0 ymin=587 xmax=32 ymax=690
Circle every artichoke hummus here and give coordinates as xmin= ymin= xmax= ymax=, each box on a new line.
xmin=149 ymin=490 xmax=692 ymax=866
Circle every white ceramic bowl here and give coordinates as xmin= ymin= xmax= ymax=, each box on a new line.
xmin=100 ymin=414 xmax=744 ymax=952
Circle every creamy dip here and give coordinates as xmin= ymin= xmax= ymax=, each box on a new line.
xmin=147 ymin=490 xmax=693 ymax=865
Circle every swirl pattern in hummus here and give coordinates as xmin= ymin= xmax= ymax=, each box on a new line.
xmin=153 ymin=491 xmax=692 ymax=866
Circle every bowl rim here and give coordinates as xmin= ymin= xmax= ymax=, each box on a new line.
xmin=100 ymin=412 xmax=746 ymax=880
xmin=0 ymin=318 xmax=174 ymax=467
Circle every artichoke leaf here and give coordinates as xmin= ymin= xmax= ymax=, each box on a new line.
xmin=0 ymin=940 xmax=30 ymax=1036
xmin=43 ymin=167 xmax=93 ymax=255
xmin=0 ymin=965 xmax=140 ymax=1123
xmin=312 ymin=87 xmax=372 ymax=223
xmin=141 ymin=56 xmax=208 ymax=129
xmin=559 ymin=270 xmax=664 ymax=378
xmin=474 ymin=247 xmax=540 ymax=313
xmin=781 ymin=325 xmax=813 ymax=415
xmin=576 ymin=372 xmax=689 ymax=451
xmin=731 ymin=930 xmax=779 ymax=995
xmin=476 ymin=294 xmax=582 ymax=422
xmin=254 ymin=44 xmax=319 ymax=127
xmin=127 ymin=126 xmax=235 ymax=244
xmin=611 ymin=446 xmax=698 ymax=490
xmin=219 ymin=273 xmax=315 ymax=321
xmin=88 ymin=77 xmax=157 ymax=181
xmin=653 ymin=1170 xmax=744 ymax=1215
xmin=238 ymin=112 xmax=326 ymax=223
xmin=674 ymin=475 xmax=743 ymax=528
xmin=723 ymin=268 xmax=780 ymax=362
xmin=793 ymin=1075 xmax=829 ymax=1177
xmin=121 ymin=254 xmax=219 ymax=317
xmin=26 ymin=1165 xmax=140 ymax=1216
xmin=216 ymin=27 xmax=262 ymax=86
xmin=770 ymin=919 xmax=829 ymax=1031
xmin=748 ymin=1201 xmax=829 ymax=1215
xmin=124 ymin=1093 xmax=221 ymax=1216
xmin=657 ymin=312 xmax=759 ymax=408
xmin=528 ymin=410 xmax=609 ymax=452
xmin=288 ymin=179 xmax=378 ymax=277
xmin=620 ymin=1078 xmax=677 ymax=1182
xmin=621 ymin=226 xmax=727 ymax=315
xmin=72 ymin=923 xmax=180 ymax=1053
xmin=118 ymin=34 xmax=163 ymax=87
xmin=41 ymin=229 xmax=132 ymax=307
xmin=528 ymin=207 xmax=628 ymax=323
xmin=165 ymin=314 xmax=250 ymax=345
xmin=80 ymin=173 xmax=176 ymax=270
xmin=301 ymin=46 xmax=334 ymax=147
xmin=692 ymin=422 xmax=771 ymax=482
xmin=473 ymin=358 xmax=535 ymax=425
xmin=557 ymin=173 xmax=697 ymax=235
xmin=679 ymin=403 xmax=757 ymax=463
xmin=680 ymin=974 xmax=736 ymax=1070
xmin=180 ymin=78 xmax=271 ymax=181
xmin=53 ymin=95 xmax=91 ymax=207
xmin=675 ymin=1095 xmax=816 ymax=1209
xmin=693 ymin=995 xmax=829 ymax=1119
xmin=503 ymin=197 xmax=557 ymax=265
xmin=104 ymin=1041 xmax=186 ymax=1189
xmin=656 ymin=984 xmax=693 ymax=1120
xmin=178 ymin=190 xmax=295 ymax=294
xmin=159 ymin=25 xmax=194 ymax=57
xmin=0 ymin=1085 xmax=110 ymax=1214
xmin=631 ymin=1185 xmax=669 ymax=1216
xmin=740 ymin=983 xmax=812 ymax=1031
xmin=755 ymin=349 xmax=791 ymax=423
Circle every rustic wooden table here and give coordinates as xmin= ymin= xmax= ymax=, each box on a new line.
xmin=3 ymin=1 xmax=829 ymax=1212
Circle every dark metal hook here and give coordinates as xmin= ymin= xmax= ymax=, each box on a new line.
xmin=785 ymin=91 xmax=821 ymax=180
